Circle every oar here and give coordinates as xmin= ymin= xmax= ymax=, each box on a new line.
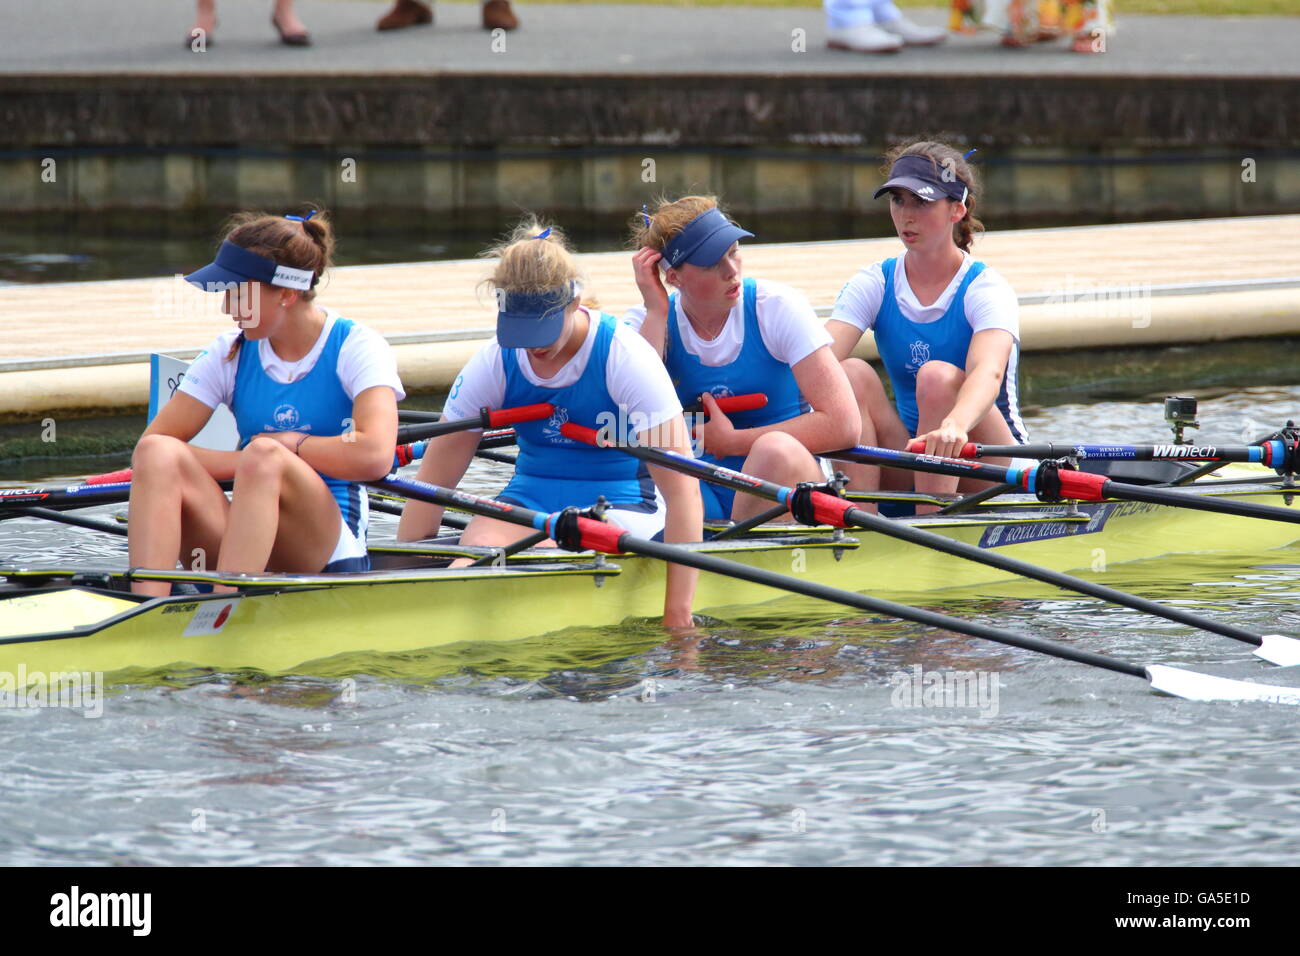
xmin=391 ymin=394 xmax=766 ymax=469
xmin=557 ymin=423 xmax=1300 ymax=667
xmin=1 ymin=404 xmax=555 ymax=515
xmin=395 ymin=392 xmax=769 ymax=425
xmin=917 ymin=437 xmax=1299 ymax=471
xmin=369 ymin=474 xmax=1300 ymax=705
xmin=830 ymin=443 xmax=1300 ymax=526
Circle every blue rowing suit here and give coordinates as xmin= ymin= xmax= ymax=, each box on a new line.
xmin=499 ymin=312 xmax=657 ymax=516
xmin=665 ymin=278 xmax=808 ymax=520
xmin=230 ymin=317 xmax=370 ymax=571
xmin=873 ymin=257 xmax=1027 ymax=443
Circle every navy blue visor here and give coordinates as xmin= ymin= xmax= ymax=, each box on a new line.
xmin=184 ymin=240 xmax=316 ymax=292
xmin=661 ymin=208 xmax=754 ymax=269
xmin=874 ymin=154 xmax=970 ymax=203
xmin=496 ymin=283 xmax=577 ymax=349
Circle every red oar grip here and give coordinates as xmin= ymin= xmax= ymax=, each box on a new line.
xmin=904 ymin=439 xmax=977 ymax=458
xmin=559 ymin=423 xmax=603 ymax=446
xmin=712 ymin=393 xmax=768 ymax=414
xmin=86 ymin=468 xmax=134 ymax=485
xmin=487 ymin=403 xmax=555 ymax=428
xmin=1056 ymin=470 xmax=1108 ymax=502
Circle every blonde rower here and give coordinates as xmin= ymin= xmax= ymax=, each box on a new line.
xmin=397 ymin=219 xmax=701 ymax=628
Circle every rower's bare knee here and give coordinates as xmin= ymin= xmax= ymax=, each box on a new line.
xmin=745 ymin=431 xmax=819 ymax=484
xmin=132 ymin=433 xmax=188 ymax=472
xmin=234 ymin=436 xmax=291 ymax=483
xmin=915 ymin=360 xmax=964 ymax=404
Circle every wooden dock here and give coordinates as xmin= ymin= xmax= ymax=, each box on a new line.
xmin=2 ymin=215 xmax=1298 ymax=420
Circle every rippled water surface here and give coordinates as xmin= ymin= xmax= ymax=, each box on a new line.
xmin=4 ymin=388 xmax=1300 ymax=865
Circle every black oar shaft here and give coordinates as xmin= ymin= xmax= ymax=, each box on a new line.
xmin=838 ymin=503 xmax=1265 ymax=647
xmin=558 ymin=434 xmax=1271 ymax=650
xmin=370 ymin=475 xmax=1147 ymax=681
xmin=13 ymin=506 xmax=128 ymax=537
xmin=1101 ymin=479 xmax=1300 ymax=524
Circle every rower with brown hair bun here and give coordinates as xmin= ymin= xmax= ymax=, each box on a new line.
xmin=127 ymin=207 xmax=404 ymax=597
xmin=628 ymin=197 xmax=860 ymax=523
xmin=828 ymin=141 xmax=1027 ymax=500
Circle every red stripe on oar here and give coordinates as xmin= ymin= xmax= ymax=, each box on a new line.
xmin=1057 ymin=470 xmax=1108 ymax=502
xmin=905 ymin=439 xmax=977 ymax=457
xmin=86 ymin=469 xmax=133 ymax=485
xmin=487 ymin=403 xmax=554 ymax=428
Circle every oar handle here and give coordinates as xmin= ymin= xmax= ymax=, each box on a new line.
xmin=395 ymin=403 xmax=554 ymax=445
xmin=905 ymin=438 xmax=978 ymax=457
xmin=683 ymin=393 xmax=768 ymax=415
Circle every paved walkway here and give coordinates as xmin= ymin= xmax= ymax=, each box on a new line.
xmin=1 ymin=0 xmax=1296 ymax=77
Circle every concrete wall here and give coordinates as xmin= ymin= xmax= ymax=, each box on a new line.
xmin=2 ymin=73 xmax=1298 ymax=231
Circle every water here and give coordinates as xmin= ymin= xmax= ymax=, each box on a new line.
xmin=3 ymin=389 xmax=1300 ymax=866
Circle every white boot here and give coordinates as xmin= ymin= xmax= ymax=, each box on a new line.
xmin=827 ymin=22 xmax=904 ymax=53
xmin=878 ymin=15 xmax=947 ymax=46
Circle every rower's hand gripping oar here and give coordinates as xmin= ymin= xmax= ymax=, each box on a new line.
xmin=369 ymin=473 xmax=1300 ymax=706
xmin=391 ymin=393 xmax=767 ymax=468
xmin=558 ymin=423 xmax=1300 ymax=668
xmin=834 ymin=443 xmax=1300 ymax=526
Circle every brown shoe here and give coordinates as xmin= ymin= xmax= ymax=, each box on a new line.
xmin=377 ymin=0 xmax=433 ymax=31
xmin=481 ymin=0 xmax=518 ymax=31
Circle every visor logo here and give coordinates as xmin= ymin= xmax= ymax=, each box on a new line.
xmin=495 ymin=288 xmax=508 ymax=311
xmin=917 ymin=185 xmax=936 ymax=197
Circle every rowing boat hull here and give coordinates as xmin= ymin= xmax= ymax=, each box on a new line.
xmin=3 ymin=475 xmax=1297 ymax=682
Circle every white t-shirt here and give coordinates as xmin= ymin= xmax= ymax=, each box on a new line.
xmin=178 ymin=309 xmax=407 ymax=409
xmin=830 ymin=251 xmax=1020 ymax=340
xmin=444 ymin=307 xmax=684 ymax=429
xmin=623 ymin=277 xmax=832 ymax=368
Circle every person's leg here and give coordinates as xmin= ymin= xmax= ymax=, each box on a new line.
xmin=271 ymin=0 xmax=310 ymax=43
xmin=839 ymin=358 xmax=914 ymax=495
xmin=874 ymin=0 xmax=948 ymax=45
xmin=825 ymin=0 xmax=903 ymax=51
xmin=127 ymin=434 xmax=230 ymax=597
xmin=731 ymin=432 xmax=826 ymax=524
xmin=217 ymin=438 xmax=341 ymax=581
xmin=191 ymin=0 xmax=216 ymax=40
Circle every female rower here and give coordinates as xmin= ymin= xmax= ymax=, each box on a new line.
xmin=128 ymin=209 xmax=404 ymax=597
xmin=396 ymin=218 xmax=701 ymax=628
xmin=827 ymin=141 xmax=1027 ymax=498
xmin=627 ymin=197 xmax=860 ymax=522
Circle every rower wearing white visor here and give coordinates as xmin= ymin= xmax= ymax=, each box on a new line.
xmin=827 ymin=142 xmax=1027 ymax=502
xmin=397 ymin=218 xmax=701 ymax=629
xmin=127 ymin=208 xmax=404 ymax=597
xmin=627 ymin=197 xmax=860 ymax=522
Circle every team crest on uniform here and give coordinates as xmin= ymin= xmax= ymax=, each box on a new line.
xmin=273 ymin=404 xmax=301 ymax=430
xmin=709 ymin=385 xmax=735 ymax=400
xmin=907 ymin=340 xmax=931 ymax=373
xmin=543 ymin=405 xmax=571 ymax=443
